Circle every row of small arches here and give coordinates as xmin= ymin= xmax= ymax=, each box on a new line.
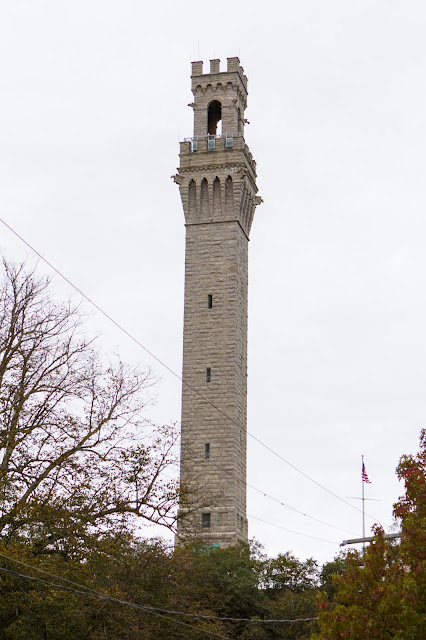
xmin=188 ymin=176 xmax=234 ymax=216
xmin=194 ymin=81 xmax=246 ymax=109
xmin=194 ymin=81 xmax=234 ymax=94
xmin=188 ymin=176 xmax=233 ymax=187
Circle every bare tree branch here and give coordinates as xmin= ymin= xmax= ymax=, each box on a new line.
xmin=0 ymin=257 xmax=179 ymax=553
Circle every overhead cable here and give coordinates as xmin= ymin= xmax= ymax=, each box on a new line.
xmin=0 ymin=559 xmax=318 ymax=625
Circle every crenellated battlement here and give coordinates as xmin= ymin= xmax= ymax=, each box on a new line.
xmin=191 ymin=57 xmax=248 ymax=93
xmin=189 ymin=57 xmax=249 ymax=138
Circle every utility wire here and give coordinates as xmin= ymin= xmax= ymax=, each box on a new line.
xmin=179 ymin=439 xmax=356 ymax=539
xmin=138 ymin=421 xmax=356 ymax=540
xmin=0 ymin=217 xmax=388 ymax=528
xmin=0 ymin=559 xmax=318 ymax=625
xmin=119 ymin=416 xmax=355 ymax=542
xmin=248 ymin=515 xmax=338 ymax=545
xmin=247 ymin=431 xmax=389 ymax=526
xmin=0 ymin=565 xmax=234 ymax=640
xmin=246 ymin=482 xmax=356 ymax=536
xmin=0 ymin=551 xmax=111 ymax=596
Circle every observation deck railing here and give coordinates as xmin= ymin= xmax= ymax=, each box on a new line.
xmin=179 ymin=132 xmax=256 ymax=172
xmin=184 ymin=132 xmax=243 ymax=152
xmin=184 ymin=132 xmax=244 ymax=143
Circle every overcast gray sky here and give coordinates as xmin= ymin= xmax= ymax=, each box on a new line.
xmin=1 ymin=0 xmax=425 ymax=565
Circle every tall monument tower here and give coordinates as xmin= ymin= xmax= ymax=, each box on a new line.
xmin=174 ymin=57 xmax=261 ymax=547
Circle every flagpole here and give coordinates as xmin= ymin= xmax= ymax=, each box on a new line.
xmin=362 ymin=454 xmax=365 ymax=553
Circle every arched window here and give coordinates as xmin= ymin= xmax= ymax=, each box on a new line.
xmin=225 ymin=175 xmax=233 ymax=213
xmin=213 ymin=176 xmax=221 ymax=214
xmin=237 ymin=107 xmax=243 ymax=133
xmin=200 ymin=178 xmax=209 ymax=216
xmin=188 ymin=179 xmax=196 ymax=214
xmin=208 ymin=100 xmax=222 ymax=136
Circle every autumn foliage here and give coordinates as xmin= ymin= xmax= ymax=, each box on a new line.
xmin=316 ymin=430 xmax=426 ymax=640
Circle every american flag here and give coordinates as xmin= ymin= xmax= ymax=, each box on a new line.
xmin=362 ymin=459 xmax=371 ymax=484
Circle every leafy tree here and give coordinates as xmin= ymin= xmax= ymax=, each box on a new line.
xmin=392 ymin=428 xmax=426 ymax=638
xmin=319 ymin=552 xmax=349 ymax=600
xmin=0 ymin=539 xmax=259 ymax=640
xmin=0 ymin=258 xmax=179 ymax=555
xmin=175 ymin=542 xmax=261 ymax=616
xmin=258 ymin=552 xmax=319 ymax=639
xmin=0 ymin=532 xmax=329 ymax=640
xmin=262 ymin=551 xmax=319 ymax=591
xmin=316 ymin=430 xmax=426 ymax=640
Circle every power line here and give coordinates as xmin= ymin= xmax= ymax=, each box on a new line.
xmin=246 ymin=481 xmax=356 ymax=536
xmin=248 ymin=430 xmax=387 ymax=523
xmin=109 ymin=407 xmax=345 ymax=542
xmin=0 ymin=565 xmax=234 ymax=640
xmin=147 ymin=421 xmax=357 ymax=539
xmin=248 ymin=515 xmax=339 ymax=545
xmin=0 ymin=556 xmax=318 ymax=625
xmin=179 ymin=439 xmax=356 ymax=539
xmin=0 ymin=217 xmax=388 ymax=528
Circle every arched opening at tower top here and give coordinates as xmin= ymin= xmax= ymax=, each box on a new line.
xmin=208 ymin=100 xmax=222 ymax=136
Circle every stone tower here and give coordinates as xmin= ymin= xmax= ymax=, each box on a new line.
xmin=174 ymin=57 xmax=261 ymax=547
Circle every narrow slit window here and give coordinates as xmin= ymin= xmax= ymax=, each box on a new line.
xmin=208 ymin=294 xmax=213 ymax=309
xmin=206 ymin=367 xmax=211 ymax=383
xmin=205 ymin=443 xmax=210 ymax=459
xmin=202 ymin=513 xmax=211 ymax=528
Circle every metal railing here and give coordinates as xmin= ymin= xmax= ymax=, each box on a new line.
xmin=184 ymin=132 xmax=243 ymax=143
